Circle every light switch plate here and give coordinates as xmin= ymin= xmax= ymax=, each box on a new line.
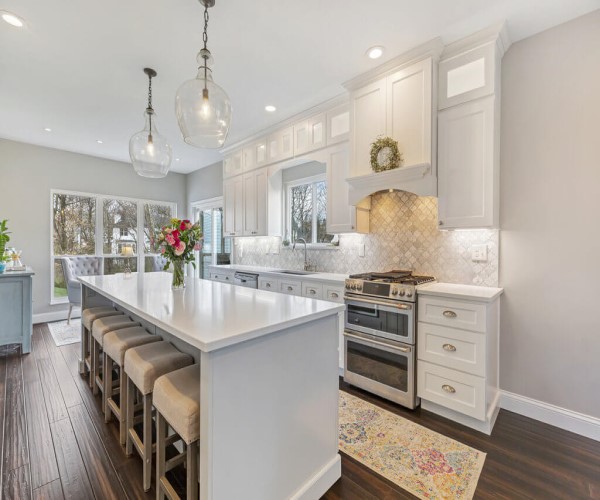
xmin=471 ymin=244 xmax=488 ymax=262
xmin=358 ymin=244 xmax=365 ymax=258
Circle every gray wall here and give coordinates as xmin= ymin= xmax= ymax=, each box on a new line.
xmin=0 ymin=139 xmax=187 ymax=317
xmin=499 ymin=10 xmax=600 ymax=417
xmin=186 ymin=160 xmax=223 ymax=214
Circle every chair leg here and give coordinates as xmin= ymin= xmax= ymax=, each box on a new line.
xmin=186 ymin=440 xmax=199 ymax=500
xmin=156 ymin=412 xmax=166 ymax=500
xmin=143 ymin=393 xmax=153 ymax=492
xmin=91 ymin=338 xmax=99 ymax=394
xmin=103 ymin=353 xmax=112 ymax=422
xmin=119 ymin=366 xmax=127 ymax=446
xmin=67 ymin=303 xmax=72 ymax=325
xmin=126 ymin=376 xmax=135 ymax=457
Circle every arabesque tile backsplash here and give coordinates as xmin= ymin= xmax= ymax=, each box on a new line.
xmin=233 ymin=191 xmax=499 ymax=287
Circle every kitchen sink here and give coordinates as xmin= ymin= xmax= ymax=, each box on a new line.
xmin=275 ymin=270 xmax=317 ymax=275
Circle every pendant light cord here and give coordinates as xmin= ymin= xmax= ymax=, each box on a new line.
xmin=147 ymin=73 xmax=153 ymax=135
xmin=203 ymin=4 xmax=209 ymax=87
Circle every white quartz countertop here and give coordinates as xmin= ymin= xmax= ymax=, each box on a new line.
xmin=79 ymin=272 xmax=344 ymax=352
xmin=209 ymin=264 xmax=348 ymax=285
xmin=417 ymin=282 xmax=503 ymax=302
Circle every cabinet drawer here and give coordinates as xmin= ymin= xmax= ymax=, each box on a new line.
xmin=417 ymin=361 xmax=486 ymax=421
xmin=325 ymin=287 xmax=344 ymax=303
xmin=302 ymin=283 xmax=323 ymax=299
xmin=418 ymin=296 xmax=486 ymax=333
xmin=417 ymin=322 xmax=485 ymax=376
xmin=280 ymin=280 xmax=302 ymax=296
xmin=258 ymin=278 xmax=279 ymax=292
xmin=210 ymin=272 xmax=233 ymax=284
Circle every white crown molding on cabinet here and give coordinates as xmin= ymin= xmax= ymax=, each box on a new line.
xmin=343 ymin=38 xmax=444 ymax=92
xmin=500 ymin=390 xmax=600 ymax=443
xmin=220 ymin=94 xmax=349 ymax=156
xmin=441 ymin=21 xmax=512 ymax=60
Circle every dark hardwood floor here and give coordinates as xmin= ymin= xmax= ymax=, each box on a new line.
xmin=0 ymin=324 xmax=598 ymax=499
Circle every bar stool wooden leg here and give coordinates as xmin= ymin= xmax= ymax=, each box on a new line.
xmin=91 ymin=338 xmax=100 ymax=394
xmin=143 ymin=393 xmax=153 ymax=491
xmin=103 ymin=353 xmax=113 ymax=422
xmin=156 ymin=412 xmax=166 ymax=500
xmin=126 ymin=375 xmax=135 ymax=457
xmin=186 ymin=441 xmax=198 ymax=500
xmin=118 ymin=365 xmax=128 ymax=446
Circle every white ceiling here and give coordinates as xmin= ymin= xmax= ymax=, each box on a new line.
xmin=0 ymin=0 xmax=597 ymax=174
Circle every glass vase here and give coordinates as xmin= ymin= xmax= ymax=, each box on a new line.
xmin=172 ymin=260 xmax=185 ymax=290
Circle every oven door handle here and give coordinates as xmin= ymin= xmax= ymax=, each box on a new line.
xmin=344 ymin=331 xmax=412 ymax=353
xmin=345 ymin=296 xmax=412 ymax=311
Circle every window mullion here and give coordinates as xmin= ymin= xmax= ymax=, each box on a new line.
xmin=96 ymin=197 xmax=103 ymax=267
xmin=312 ymin=182 xmax=317 ymax=244
xmin=137 ymin=201 xmax=144 ymax=274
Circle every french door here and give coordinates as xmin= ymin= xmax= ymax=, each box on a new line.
xmin=191 ymin=198 xmax=231 ymax=279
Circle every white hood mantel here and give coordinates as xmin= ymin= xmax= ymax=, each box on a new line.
xmin=346 ymin=162 xmax=437 ymax=205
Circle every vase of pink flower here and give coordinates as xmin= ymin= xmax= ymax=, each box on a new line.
xmin=158 ymin=218 xmax=202 ymax=290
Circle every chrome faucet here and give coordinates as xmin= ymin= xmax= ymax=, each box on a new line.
xmin=292 ymin=238 xmax=309 ymax=271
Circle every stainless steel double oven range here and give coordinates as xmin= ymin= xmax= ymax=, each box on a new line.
xmin=343 ymin=270 xmax=435 ymax=409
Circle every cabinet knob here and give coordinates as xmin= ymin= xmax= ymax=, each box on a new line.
xmin=442 ymin=343 xmax=457 ymax=352
xmin=225 ymin=277 xmax=229 ymax=280
xmin=266 ymin=283 xmax=271 ymax=288
xmin=438 ymin=221 xmax=443 ymax=226
xmin=442 ymin=310 xmax=457 ymax=318
xmin=442 ymin=384 xmax=456 ymax=394
xmin=287 ymin=286 xmax=293 ymax=291
xmin=309 ymin=289 xmax=316 ymax=295
xmin=331 ymin=292 xmax=339 ymax=298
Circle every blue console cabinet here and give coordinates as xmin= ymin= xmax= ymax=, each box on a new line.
xmin=0 ymin=268 xmax=33 ymax=353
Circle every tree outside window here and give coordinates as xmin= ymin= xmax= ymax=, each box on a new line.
xmin=288 ymin=178 xmax=333 ymax=244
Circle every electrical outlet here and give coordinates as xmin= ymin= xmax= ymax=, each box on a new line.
xmin=358 ymin=244 xmax=365 ymax=258
xmin=471 ymin=244 xmax=488 ymax=262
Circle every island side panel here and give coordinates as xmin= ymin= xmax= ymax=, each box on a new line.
xmin=200 ymin=314 xmax=341 ymax=500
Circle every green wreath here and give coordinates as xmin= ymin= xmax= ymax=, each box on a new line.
xmin=370 ymin=136 xmax=403 ymax=172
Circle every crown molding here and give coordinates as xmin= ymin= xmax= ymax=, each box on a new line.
xmin=442 ymin=21 xmax=512 ymax=60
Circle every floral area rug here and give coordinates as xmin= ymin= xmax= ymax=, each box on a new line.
xmin=339 ymin=391 xmax=486 ymax=499
xmin=47 ymin=318 xmax=81 ymax=346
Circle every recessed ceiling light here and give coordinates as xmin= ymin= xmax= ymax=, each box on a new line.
xmin=265 ymin=105 xmax=276 ymax=113
xmin=44 ymin=127 xmax=52 ymax=132
xmin=96 ymin=140 xmax=103 ymax=144
xmin=175 ymin=158 xmax=180 ymax=162
xmin=366 ymin=46 xmax=384 ymax=59
xmin=1 ymin=11 xmax=25 ymax=28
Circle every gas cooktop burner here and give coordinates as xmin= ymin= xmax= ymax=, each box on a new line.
xmin=349 ymin=270 xmax=436 ymax=285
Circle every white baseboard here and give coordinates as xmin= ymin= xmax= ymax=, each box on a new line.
xmin=33 ymin=308 xmax=81 ymax=324
xmin=500 ymin=390 xmax=600 ymax=442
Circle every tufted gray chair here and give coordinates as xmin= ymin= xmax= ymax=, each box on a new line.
xmin=61 ymin=256 xmax=104 ymax=324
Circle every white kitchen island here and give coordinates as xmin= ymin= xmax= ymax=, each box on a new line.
xmin=79 ymin=272 xmax=344 ymax=500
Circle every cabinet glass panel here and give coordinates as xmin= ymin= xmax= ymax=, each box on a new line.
xmin=447 ymin=58 xmax=485 ymax=98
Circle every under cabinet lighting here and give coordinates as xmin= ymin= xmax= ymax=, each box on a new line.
xmin=366 ymin=46 xmax=384 ymax=59
xmin=1 ymin=11 xmax=25 ymax=28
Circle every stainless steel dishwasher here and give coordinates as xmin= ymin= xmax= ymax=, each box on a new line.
xmin=233 ymin=272 xmax=259 ymax=289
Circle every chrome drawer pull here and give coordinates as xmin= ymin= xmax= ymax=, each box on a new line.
xmin=287 ymin=286 xmax=293 ymax=291
xmin=443 ymin=310 xmax=457 ymax=318
xmin=331 ymin=292 xmax=339 ymax=298
xmin=442 ymin=343 xmax=456 ymax=352
xmin=442 ymin=384 xmax=456 ymax=394
xmin=309 ymin=289 xmax=316 ymax=295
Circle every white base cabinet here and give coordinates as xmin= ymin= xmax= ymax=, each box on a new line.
xmin=417 ymin=284 xmax=502 ymax=435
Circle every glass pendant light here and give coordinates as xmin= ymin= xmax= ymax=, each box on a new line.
xmin=175 ymin=0 xmax=231 ymax=149
xmin=129 ymin=68 xmax=172 ymax=178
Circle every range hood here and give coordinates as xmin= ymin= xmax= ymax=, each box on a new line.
xmin=346 ymin=162 xmax=437 ymax=205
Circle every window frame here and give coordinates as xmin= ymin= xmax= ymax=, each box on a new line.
xmin=285 ymin=174 xmax=330 ymax=246
xmin=50 ymin=188 xmax=176 ymax=304
xmin=190 ymin=196 xmax=229 ymax=279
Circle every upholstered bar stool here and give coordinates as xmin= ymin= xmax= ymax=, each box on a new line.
xmin=81 ymin=306 xmax=122 ymax=384
xmin=154 ymin=364 xmax=200 ymax=500
xmin=91 ymin=314 xmax=140 ymax=395
xmin=103 ymin=326 xmax=161 ymax=445
xmin=124 ymin=341 xmax=194 ymax=491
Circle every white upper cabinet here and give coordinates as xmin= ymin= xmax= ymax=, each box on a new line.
xmin=387 ymin=58 xmax=432 ymax=167
xmin=349 ymin=58 xmax=434 ymax=177
xmin=242 ymin=145 xmax=256 ymax=172
xmin=243 ymin=167 xmax=268 ymax=236
xmin=437 ymin=28 xmax=507 ymax=229
xmin=326 ymin=145 xmax=369 ymax=234
xmin=223 ymin=175 xmax=244 ymax=236
xmin=439 ymin=43 xmax=497 ymax=110
xmin=349 ymin=79 xmax=387 ymax=177
xmin=255 ymin=138 xmax=268 ymax=167
xmin=308 ymin=113 xmax=326 ymax=151
xmin=268 ymin=126 xmax=293 ymax=164
xmin=223 ymin=150 xmax=243 ymax=178
xmin=437 ymin=96 xmax=497 ymax=229
xmin=326 ymin=104 xmax=350 ymax=146
xmin=293 ymin=120 xmax=310 ymax=157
